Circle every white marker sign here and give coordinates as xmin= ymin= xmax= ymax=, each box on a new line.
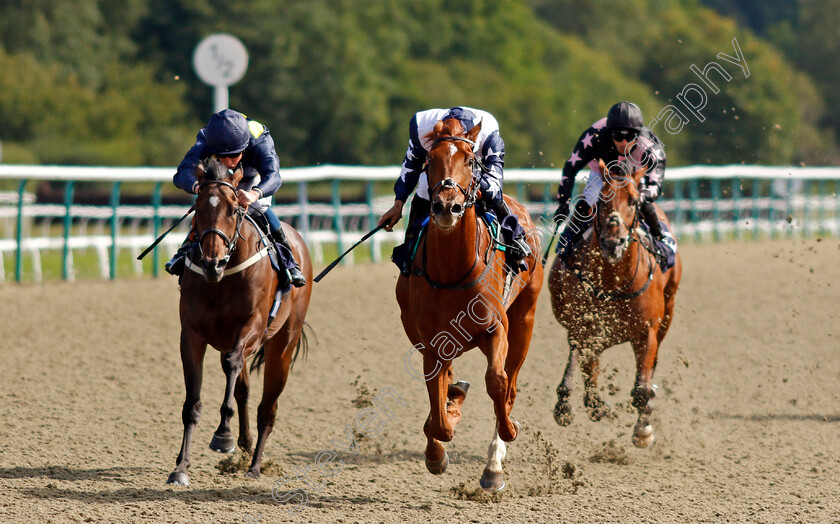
xmin=193 ymin=34 xmax=249 ymax=112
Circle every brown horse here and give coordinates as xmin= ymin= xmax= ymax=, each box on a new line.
xmin=166 ymin=158 xmax=313 ymax=485
xmin=396 ymin=119 xmax=543 ymax=491
xmin=549 ymin=160 xmax=681 ymax=447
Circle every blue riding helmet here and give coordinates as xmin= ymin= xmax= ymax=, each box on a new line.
xmin=205 ymin=109 xmax=250 ymax=155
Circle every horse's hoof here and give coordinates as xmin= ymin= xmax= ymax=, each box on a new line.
xmin=425 ymin=451 xmax=449 ymax=474
xmin=166 ymin=471 xmax=190 ymax=486
xmin=632 ymin=424 xmax=654 ymax=448
xmin=479 ymin=468 xmax=505 ymax=492
xmin=209 ymin=433 xmax=236 ymax=453
xmin=588 ymin=402 xmax=612 ymax=422
xmin=453 ymin=380 xmax=470 ymax=394
xmin=553 ymin=401 xmax=574 ymax=426
xmin=500 ymin=420 xmax=521 ymax=442
xmin=245 ymin=468 xmax=261 ymax=479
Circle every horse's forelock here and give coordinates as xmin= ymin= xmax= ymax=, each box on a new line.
xmin=203 ymin=158 xmax=234 ymax=183
xmin=603 ymin=169 xmax=641 ymax=201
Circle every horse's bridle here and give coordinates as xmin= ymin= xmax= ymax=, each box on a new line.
xmin=574 ymin=175 xmax=655 ymax=301
xmin=195 ymin=180 xmax=245 ymax=265
xmin=427 ymin=136 xmax=482 ymax=217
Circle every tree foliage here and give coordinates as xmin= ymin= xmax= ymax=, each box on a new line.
xmin=0 ymin=0 xmax=835 ymax=166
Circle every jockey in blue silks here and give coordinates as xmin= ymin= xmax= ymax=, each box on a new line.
xmin=165 ymin=108 xmax=306 ymax=287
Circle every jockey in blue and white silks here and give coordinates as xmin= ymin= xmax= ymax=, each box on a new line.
xmin=380 ymin=106 xmax=531 ymax=275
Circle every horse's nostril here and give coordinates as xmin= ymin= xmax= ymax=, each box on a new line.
xmin=432 ymin=202 xmax=444 ymax=215
xmin=451 ymin=203 xmax=463 ymax=215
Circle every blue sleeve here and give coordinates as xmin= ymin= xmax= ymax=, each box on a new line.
xmin=394 ymin=114 xmax=427 ymax=202
xmin=250 ymin=129 xmax=281 ymax=197
xmin=478 ymin=130 xmax=505 ymax=198
xmin=173 ymin=129 xmax=208 ymax=194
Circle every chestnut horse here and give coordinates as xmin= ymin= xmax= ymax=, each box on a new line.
xmin=167 ymin=158 xmax=313 ymax=485
xmin=549 ymin=160 xmax=681 ymax=447
xmin=396 ymin=119 xmax=543 ymax=491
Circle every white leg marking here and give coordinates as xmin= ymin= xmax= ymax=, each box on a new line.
xmin=485 ymin=428 xmax=506 ymax=474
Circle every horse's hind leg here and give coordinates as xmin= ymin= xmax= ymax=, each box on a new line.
xmin=581 ymin=346 xmax=611 ymax=421
xmin=630 ymin=328 xmax=659 ymax=448
xmin=247 ymin=329 xmax=296 ymax=479
xmin=554 ymin=341 xmax=578 ymax=426
xmin=167 ymin=331 xmax=207 ymax=486
xmin=234 ymin=365 xmax=253 ymax=453
xmin=210 ymin=346 xmax=247 ymax=454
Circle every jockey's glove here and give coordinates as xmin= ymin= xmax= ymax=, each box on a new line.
xmin=554 ymin=202 xmax=570 ymax=226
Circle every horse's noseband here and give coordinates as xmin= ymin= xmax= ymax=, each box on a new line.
xmin=196 ymin=180 xmax=245 ymax=263
xmin=427 ymin=136 xmax=481 ymax=215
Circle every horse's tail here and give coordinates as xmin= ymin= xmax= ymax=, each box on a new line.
xmin=249 ymin=321 xmax=315 ymax=374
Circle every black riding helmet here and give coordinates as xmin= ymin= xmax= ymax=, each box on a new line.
xmin=606 ymin=101 xmax=644 ymax=131
xmin=205 ymin=109 xmax=250 ymax=155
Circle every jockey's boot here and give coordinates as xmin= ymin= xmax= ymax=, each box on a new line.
xmin=272 ymin=226 xmax=306 ymax=287
xmin=556 ymin=201 xmax=593 ymax=263
xmin=165 ymin=235 xmax=193 ymax=276
xmin=639 ymin=201 xmax=665 ymax=240
xmin=491 ymin=199 xmax=532 ymax=267
xmin=391 ymin=196 xmax=430 ymax=277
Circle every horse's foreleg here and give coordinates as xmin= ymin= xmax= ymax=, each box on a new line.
xmin=581 ymin=347 xmax=611 ymax=421
xmin=630 ymin=327 xmax=659 ymax=448
xmin=482 ymin=335 xmax=519 ymax=442
xmin=167 ymin=331 xmax=207 ymax=486
xmin=234 ymin=364 xmax=252 ymax=453
xmin=554 ymin=342 xmax=578 ymax=426
xmin=480 ymin=427 xmax=507 ymax=492
xmin=210 ymin=343 xmax=249 ymax=454
xmin=248 ymin=328 xmax=296 ymax=479
xmin=423 ymin=357 xmax=452 ymax=474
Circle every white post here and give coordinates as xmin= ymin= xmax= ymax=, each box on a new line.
xmin=214 ymin=85 xmax=229 ymax=112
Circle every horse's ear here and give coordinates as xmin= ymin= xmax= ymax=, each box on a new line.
xmin=632 ymin=166 xmax=647 ymax=183
xmin=195 ymin=161 xmax=207 ymax=183
xmin=466 ymin=119 xmax=482 ymax=143
xmin=598 ymin=159 xmax=608 ymax=176
xmin=230 ymin=165 xmax=244 ymax=187
xmin=433 ymin=120 xmax=445 ymax=138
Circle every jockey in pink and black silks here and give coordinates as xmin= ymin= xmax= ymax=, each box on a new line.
xmin=553 ymin=101 xmax=669 ymax=261
xmin=379 ymin=106 xmax=532 ymax=275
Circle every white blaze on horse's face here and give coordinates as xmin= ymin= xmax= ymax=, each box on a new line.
xmin=209 ymin=195 xmax=220 ymax=208
xmin=448 ymin=144 xmax=458 ymax=157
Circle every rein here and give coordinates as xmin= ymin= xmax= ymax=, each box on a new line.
xmin=410 ymin=214 xmax=495 ymax=290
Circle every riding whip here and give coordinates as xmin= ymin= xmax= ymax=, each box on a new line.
xmin=137 ymin=206 xmax=194 ymax=260
xmin=314 ymin=222 xmax=388 ymax=282
xmin=541 ymin=222 xmax=561 ymax=266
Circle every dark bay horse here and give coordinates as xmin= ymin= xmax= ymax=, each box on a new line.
xmin=396 ymin=119 xmax=543 ymax=491
xmin=167 ymin=158 xmax=312 ymax=485
xmin=549 ymin=160 xmax=681 ymax=447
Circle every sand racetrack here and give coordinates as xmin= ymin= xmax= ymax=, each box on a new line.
xmin=1 ymin=238 xmax=838 ymax=523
